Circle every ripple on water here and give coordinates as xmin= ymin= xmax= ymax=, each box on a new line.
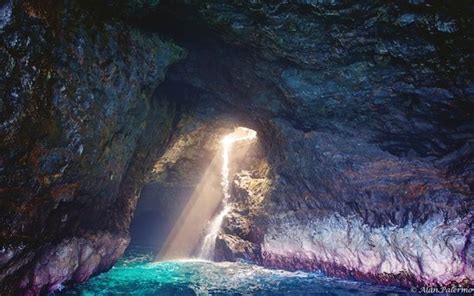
xmin=61 ymin=248 xmax=412 ymax=296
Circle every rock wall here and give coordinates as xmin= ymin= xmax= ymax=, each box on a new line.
xmin=256 ymin=120 xmax=472 ymax=287
xmin=159 ymin=0 xmax=473 ymax=157
xmin=152 ymin=0 xmax=473 ymax=288
xmin=0 ymin=0 xmax=183 ymax=294
xmin=1 ymin=0 xmax=473 ymax=293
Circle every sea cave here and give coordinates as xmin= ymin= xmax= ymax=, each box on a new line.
xmin=0 ymin=0 xmax=473 ymax=295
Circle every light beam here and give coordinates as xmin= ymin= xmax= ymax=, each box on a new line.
xmin=198 ymin=127 xmax=257 ymax=259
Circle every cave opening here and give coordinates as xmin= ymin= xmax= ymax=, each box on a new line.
xmin=1 ymin=0 xmax=472 ymax=294
xmin=129 ymin=125 xmax=262 ymax=262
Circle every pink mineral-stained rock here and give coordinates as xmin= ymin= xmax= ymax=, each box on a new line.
xmin=19 ymin=232 xmax=128 ymax=295
xmin=260 ymin=213 xmax=472 ymax=287
xmin=1 ymin=0 xmax=473 ymax=294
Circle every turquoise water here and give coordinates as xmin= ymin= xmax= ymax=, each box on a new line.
xmin=61 ymin=248 xmax=411 ymax=295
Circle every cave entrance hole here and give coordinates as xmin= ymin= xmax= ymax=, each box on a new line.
xmin=129 ymin=126 xmax=259 ymax=261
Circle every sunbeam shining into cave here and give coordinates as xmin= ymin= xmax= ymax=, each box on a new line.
xmin=155 ymin=126 xmax=257 ymax=261
xmin=3 ymin=0 xmax=473 ymax=293
xmin=198 ymin=127 xmax=257 ymax=259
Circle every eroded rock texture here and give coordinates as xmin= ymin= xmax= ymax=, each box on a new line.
xmin=1 ymin=0 xmax=473 ymax=293
xmin=0 ymin=0 xmax=183 ymax=294
xmin=150 ymin=0 xmax=473 ymax=288
xmin=258 ymin=120 xmax=472 ymax=286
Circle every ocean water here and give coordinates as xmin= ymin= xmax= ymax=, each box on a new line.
xmin=61 ymin=248 xmax=412 ymax=295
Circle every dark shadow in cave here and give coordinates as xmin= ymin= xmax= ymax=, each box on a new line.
xmin=129 ymin=183 xmax=194 ymax=251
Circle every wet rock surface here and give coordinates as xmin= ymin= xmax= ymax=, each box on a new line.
xmin=1 ymin=0 xmax=473 ymax=293
xmin=158 ymin=0 xmax=473 ymax=158
xmin=150 ymin=0 xmax=473 ymax=288
xmin=0 ymin=0 xmax=183 ymax=294
xmin=256 ymin=119 xmax=472 ymax=287
xmin=19 ymin=232 xmax=128 ymax=295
